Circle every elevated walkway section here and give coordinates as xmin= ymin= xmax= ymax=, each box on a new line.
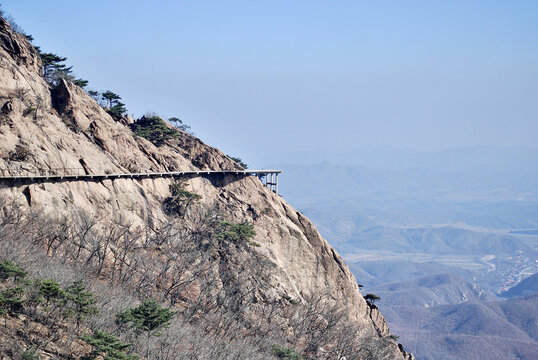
xmin=0 ymin=168 xmax=282 ymax=194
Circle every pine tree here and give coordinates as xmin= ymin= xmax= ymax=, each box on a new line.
xmin=131 ymin=116 xmax=179 ymax=145
xmin=168 ymin=117 xmax=191 ymax=133
xmin=364 ymin=293 xmax=381 ymax=305
xmin=215 ymin=221 xmax=256 ymax=242
xmin=116 ymin=299 xmax=176 ymax=358
xmin=101 ymin=91 xmax=127 ymax=120
xmin=163 ymin=181 xmax=202 ymax=217
xmin=87 ymin=90 xmax=101 ymax=101
xmin=72 ymin=79 xmax=89 ymax=88
xmin=0 ymin=261 xmax=27 ymax=281
xmin=228 ymin=156 xmax=248 ymax=169
xmin=82 ymin=329 xmax=138 ymax=360
xmin=107 ymin=102 xmax=127 ymax=120
xmin=0 ymin=286 xmax=25 ymax=326
xmin=101 ymin=91 xmax=122 ymax=108
xmin=39 ymin=52 xmax=72 ymax=84
xmin=0 ymin=261 xmax=27 ymax=326
xmin=65 ymin=280 xmax=98 ymax=332
xmin=271 ymin=345 xmax=303 ymax=359
xmin=39 ymin=279 xmax=65 ymax=306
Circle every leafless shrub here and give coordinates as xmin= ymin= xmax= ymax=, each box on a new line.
xmin=8 ymin=143 xmax=31 ymax=161
xmin=31 ymin=95 xmax=45 ymax=121
xmin=2 ymin=12 xmax=26 ymax=35
xmin=9 ymin=87 xmax=29 ymax=102
xmin=5 ymin=87 xmax=45 ymax=121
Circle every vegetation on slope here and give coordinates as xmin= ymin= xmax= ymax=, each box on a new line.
xmin=228 ymin=156 xmax=248 ymax=169
xmin=0 ymin=259 xmax=138 ymax=359
xmin=0 ymin=198 xmax=397 ymax=359
xmin=162 ymin=181 xmax=202 ymax=217
xmin=130 ymin=115 xmax=180 ymax=146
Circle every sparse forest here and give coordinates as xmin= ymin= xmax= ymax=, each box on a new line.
xmin=0 ymin=198 xmax=396 ymax=359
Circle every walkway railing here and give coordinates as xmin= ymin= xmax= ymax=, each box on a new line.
xmin=0 ymin=167 xmax=86 ymax=177
xmin=0 ymin=168 xmax=282 ymax=194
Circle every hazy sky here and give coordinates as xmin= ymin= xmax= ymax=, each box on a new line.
xmin=3 ymin=0 xmax=537 ymax=167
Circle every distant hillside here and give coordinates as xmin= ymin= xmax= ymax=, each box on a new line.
xmin=382 ymin=295 xmax=538 ymax=360
xmin=344 ymin=225 xmax=532 ymax=255
xmin=348 ymin=260 xmax=473 ymax=288
xmin=279 ymin=146 xmax=538 ymax=173
xmin=337 ymin=225 xmax=535 ymax=294
xmin=368 ymin=273 xmax=495 ymax=307
xmin=501 ymin=273 xmax=538 ymax=298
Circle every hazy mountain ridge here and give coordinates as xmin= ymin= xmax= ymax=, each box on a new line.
xmin=278 ymin=160 xmax=538 ymax=228
xmin=278 ymin=161 xmax=538 ymax=293
xmin=348 ymin=261 xmax=473 ymax=288
xmin=279 ymin=146 xmax=538 ymax=174
xmin=311 ymin=218 xmax=535 ymax=294
xmin=368 ymin=273 xmax=495 ymax=307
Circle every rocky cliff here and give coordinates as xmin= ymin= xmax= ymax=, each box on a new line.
xmin=0 ymin=17 xmax=412 ymax=359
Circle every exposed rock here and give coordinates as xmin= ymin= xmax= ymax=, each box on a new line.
xmin=368 ymin=304 xmax=390 ymax=336
xmin=1 ymin=99 xmax=12 ymax=113
xmin=0 ymin=17 xmax=41 ymax=73
xmin=399 ymin=344 xmax=416 ymax=360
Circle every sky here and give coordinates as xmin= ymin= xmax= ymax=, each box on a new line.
xmin=2 ymin=0 xmax=537 ymax=168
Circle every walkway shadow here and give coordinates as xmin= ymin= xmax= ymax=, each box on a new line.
xmin=0 ymin=172 xmax=252 ymax=188
xmin=201 ymin=173 xmax=249 ymax=188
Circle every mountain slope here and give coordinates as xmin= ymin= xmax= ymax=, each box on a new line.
xmin=0 ymin=17 xmax=411 ymax=359
xmin=382 ymin=295 xmax=538 ymax=360
xmin=373 ymin=273 xmax=538 ymax=360
xmin=501 ymin=273 xmax=538 ymax=299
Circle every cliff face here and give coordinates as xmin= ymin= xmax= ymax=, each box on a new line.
xmin=0 ymin=17 xmax=412 ymax=359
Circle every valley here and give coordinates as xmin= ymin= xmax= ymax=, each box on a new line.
xmin=277 ymin=154 xmax=538 ymax=359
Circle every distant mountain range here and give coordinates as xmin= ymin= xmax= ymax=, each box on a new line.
xmin=369 ymin=273 xmax=537 ymax=360
xmin=276 ymin=158 xmax=538 ymax=294
xmin=275 ymin=152 xmax=538 ymax=360
xmin=276 ymin=157 xmax=538 ymax=229
xmin=277 ymin=146 xmax=538 ymax=173
xmin=382 ymin=294 xmax=538 ymax=360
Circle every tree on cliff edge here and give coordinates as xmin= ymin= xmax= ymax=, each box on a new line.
xmin=101 ymin=91 xmax=127 ymax=120
xmin=40 ymin=52 xmax=72 ymax=84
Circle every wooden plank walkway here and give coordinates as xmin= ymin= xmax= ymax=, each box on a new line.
xmin=0 ymin=169 xmax=282 ymax=193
